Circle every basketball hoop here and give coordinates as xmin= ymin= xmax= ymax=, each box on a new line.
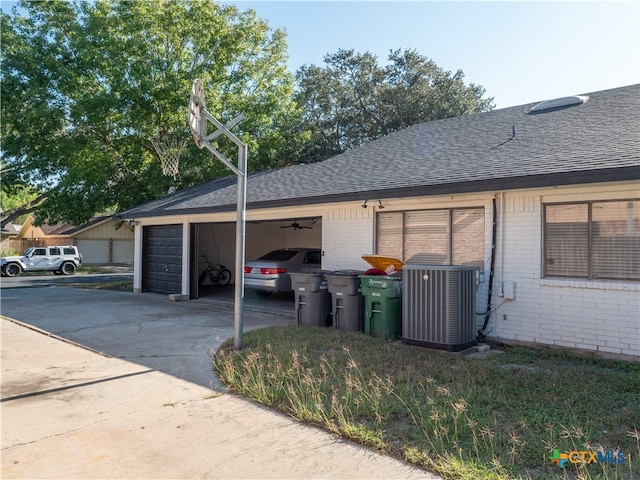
xmin=187 ymin=78 xmax=248 ymax=349
xmin=151 ymin=134 xmax=187 ymax=180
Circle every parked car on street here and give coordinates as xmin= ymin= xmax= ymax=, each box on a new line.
xmin=0 ymin=245 xmax=83 ymax=277
xmin=244 ymin=248 xmax=321 ymax=295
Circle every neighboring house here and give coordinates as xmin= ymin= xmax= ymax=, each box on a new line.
xmin=0 ymin=220 xmax=22 ymax=253
xmin=0 ymin=215 xmax=134 ymax=265
xmin=65 ymin=216 xmax=135 ymax=265
xmin=0 ymin=215 xmax=72 ymax=254
xmin=119 ymin=84 xmax=640 ymax=358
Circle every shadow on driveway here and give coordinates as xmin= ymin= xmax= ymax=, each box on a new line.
xmin=0 ymin=286 xmax=295 ymax=391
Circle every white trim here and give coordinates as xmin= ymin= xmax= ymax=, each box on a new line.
xmin=540 ymin=278 xmax=640 ymax=292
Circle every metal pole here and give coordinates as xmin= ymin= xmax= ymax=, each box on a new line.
xmin=189 ymin=80 xmax=247 ymax=348
xmin=234 ymin=143 xmax=247 ymax=349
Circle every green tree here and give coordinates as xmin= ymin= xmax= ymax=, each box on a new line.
xmin=0 ymin=162 xmax=41 ymax=225
xmin=1 ymin=0 xmax=299 ymax=225
xmin=294 ymin=48 xmax=494 ymax=163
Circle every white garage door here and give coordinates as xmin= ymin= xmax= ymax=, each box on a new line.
xmin=77 ymin=240 xmax=109 ymax=264
xmin=113 ymin=240 xmax=134 ymax=263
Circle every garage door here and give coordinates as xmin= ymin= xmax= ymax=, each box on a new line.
xmin=113 ymin=240 xmax=134 ymax=264
xmin=77 ymin=240 xmax=110 ymax=264
xmin=143 ymin=225 xmax=183 ymax=295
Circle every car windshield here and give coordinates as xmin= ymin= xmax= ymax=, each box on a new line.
xmin=23 ymin=247 xmax=35 ymax=256
xmin=258 ymin=250 xmax=299 ymax=261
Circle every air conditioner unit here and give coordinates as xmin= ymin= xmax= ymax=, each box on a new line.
xmin=402 ymin=265 xmax=477 ymax=352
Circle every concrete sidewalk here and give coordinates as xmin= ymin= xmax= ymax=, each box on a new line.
xmin=1 ymin=318 xmax=440 ymax=479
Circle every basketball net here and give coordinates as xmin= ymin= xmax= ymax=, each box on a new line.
xmin=151 ymin=134 xmax=187 ymax=180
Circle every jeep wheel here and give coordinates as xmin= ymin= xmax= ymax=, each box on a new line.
xmin=4 ymin=263 xmax=22 ymax=277
xmin=60 ymin=262 xmax=77 ymax=275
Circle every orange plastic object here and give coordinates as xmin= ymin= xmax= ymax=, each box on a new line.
xmin=361 ymin=255 xmax=404 ymax=273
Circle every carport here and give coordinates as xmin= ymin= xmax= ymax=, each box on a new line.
xmin=192 ymin=216 xmax=322 ymax=299
xmin=139 ymin=216 xmax=322 ymax=300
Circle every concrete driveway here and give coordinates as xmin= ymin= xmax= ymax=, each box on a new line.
xmin=0 ymin=286 xmax=295 ymax=390
xmin=0 ymin=286 xmax=441 ymax=480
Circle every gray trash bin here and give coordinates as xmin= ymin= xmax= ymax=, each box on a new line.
xmin=325 ymin=270 xmax=364 ymax=332
xmin=290 ymin=270 xmax=332 ymax=327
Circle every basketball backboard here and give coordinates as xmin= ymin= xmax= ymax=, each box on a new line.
xmin=188 ymin=79 xmax=207 ymax=149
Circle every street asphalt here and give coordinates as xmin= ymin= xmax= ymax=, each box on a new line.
xmin=0 ymin=284 xmax=441 ymax=479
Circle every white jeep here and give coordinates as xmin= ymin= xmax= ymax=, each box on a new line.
xmin=1 ymin=245 xmax=83 ymax=277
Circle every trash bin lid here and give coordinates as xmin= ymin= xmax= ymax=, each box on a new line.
xmin=361 ymin=255 xmax=404 ymax=273
xmin=291 ymin=268 xmax=331 ymax=276
xmin=325 ymin=269 xmax=364 ymax=277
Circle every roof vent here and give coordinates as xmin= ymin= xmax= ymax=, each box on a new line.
xmin=529 ymin=95 xmax=589 ymax=114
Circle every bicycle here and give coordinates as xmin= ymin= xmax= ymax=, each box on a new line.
xmin=198 ymin=255 xmax=232 ymax=286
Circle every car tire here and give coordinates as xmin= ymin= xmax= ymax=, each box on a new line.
xmin=60 ymin=262 xmax=76 ymax=275
xmin=4 ymin=263 xmax=22 ymax=277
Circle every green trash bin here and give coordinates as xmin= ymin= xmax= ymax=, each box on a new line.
xmin=290 ymin=270 xmax=332 ymax=327
xmin=359 ymin=255 xmax=404 ymax=339
xmin=359 ymin=275 xmax=402 ymax=339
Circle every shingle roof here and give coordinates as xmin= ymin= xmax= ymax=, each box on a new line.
xmin=41 ymin=221 xmax=74 ymax=235
xmin=121 ymin=84 xmax=640 ymax=218
xmin=62 ymin=215 xmax=112 ymax=235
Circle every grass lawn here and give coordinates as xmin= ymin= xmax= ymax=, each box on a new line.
xmin=214 ymin=326 xmax=640 ymax=480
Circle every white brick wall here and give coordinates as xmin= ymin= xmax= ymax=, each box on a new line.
xmin=318 ymin=186 xmax=640 ymax=358
xmin=491 ymin=184 xmax=640 ymax=357
xmin=150 ymin=182 xmax=639 ymax=357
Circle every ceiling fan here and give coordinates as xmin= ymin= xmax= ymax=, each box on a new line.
xmin=281 ymin=220 xmax=312 ymax=230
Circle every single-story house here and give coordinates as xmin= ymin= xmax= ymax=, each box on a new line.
xmin=0 ymin=219 xmax=23 ymax=252
xmin=0 ymin=214 xmax=134 ymax=265
xmin=0 ymin=214 xmax=73 ymax=254
xmin=64 ymin=216 xmax=135 ymax=265
xmin=119 ymin=84 xmax=640 ymax=358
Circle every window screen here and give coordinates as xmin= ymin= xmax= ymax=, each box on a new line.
xmin=377 ymin=208 xmax=484 ymax=266
xmin=405 ymin=210 xmax=449 ymax=264
xmin=376 ymin=212 xmax=403 ymax=259
xmin=592 ymin=201 xmax=640 ymax=280
xmin=544 ymin=200 xmax=640 ymax=280
xmin=453 ymin=209 xmax=485 ymax=267
xmin=544 ymin=204 xmax=589 ymax=277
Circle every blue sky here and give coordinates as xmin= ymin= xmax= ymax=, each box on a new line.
xmin=3 ymin=1 xmax=638 ymax=109
xmin=226 ymin=1 xmax=640 ymax=108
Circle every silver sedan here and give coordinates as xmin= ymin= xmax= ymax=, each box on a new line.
xmin=244 ymin=248 xmax=322 ymax=296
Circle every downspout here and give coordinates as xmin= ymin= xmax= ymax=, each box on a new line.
xmin=499 ymin=192 xmax=504 ymax=297
xmin=478 ymin=195 xmax=497 ymax=339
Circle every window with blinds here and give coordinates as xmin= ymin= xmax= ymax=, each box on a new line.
xmin=376 ymin=208 xmax=484 ymax=266
xmin=544 ymin=200 xmax=640 ymax=280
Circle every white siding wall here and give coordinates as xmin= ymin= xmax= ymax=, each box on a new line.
xmin=321 ymin=206 xmax=374 ymax=271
